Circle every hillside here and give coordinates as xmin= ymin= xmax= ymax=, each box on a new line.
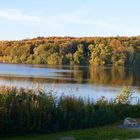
xmin=0 ymin=36 xmax=140 ymax=66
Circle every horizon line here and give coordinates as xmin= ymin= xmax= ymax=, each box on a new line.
xmin=1 ymin=35 xmax=140 ymax=41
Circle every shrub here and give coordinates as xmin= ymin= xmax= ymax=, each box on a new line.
xmin=114 ymin=86 xmax=133 ymax=104
xmin=0 ymin=86 xmax=140 ymax=138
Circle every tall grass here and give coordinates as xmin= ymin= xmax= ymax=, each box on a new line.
xmin=0 ymin=86 xmax=140 ymax=137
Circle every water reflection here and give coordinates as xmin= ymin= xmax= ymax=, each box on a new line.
xmin=0 ymin=64 xmax=140 ymax=100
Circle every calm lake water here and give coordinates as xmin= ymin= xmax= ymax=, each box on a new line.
xmin=0 ymin=63 xmax=140 ymax=102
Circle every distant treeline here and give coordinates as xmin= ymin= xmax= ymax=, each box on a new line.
xmin=1 ymin=36 xmax=140 ymax=66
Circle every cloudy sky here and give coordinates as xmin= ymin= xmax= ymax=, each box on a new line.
xmin=0 ymin=0 xmax=140 ymax=40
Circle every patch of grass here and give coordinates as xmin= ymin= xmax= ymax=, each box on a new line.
xmin=3 ymin=125 xmax=140 ymax=140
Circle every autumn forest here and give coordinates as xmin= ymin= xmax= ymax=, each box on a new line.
xmin=0 ymin=36 xmax=140 ymax=66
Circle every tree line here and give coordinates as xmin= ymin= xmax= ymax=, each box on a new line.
xmin=1 ymin=36 xmax=140 ymax=66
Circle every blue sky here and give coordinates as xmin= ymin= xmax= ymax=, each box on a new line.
xmin=0 ymin=0 xmax=140 ymax=40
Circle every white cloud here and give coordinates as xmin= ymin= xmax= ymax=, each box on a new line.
xmin=0 ymin=8 xmax=129 ymax=38
xmin=0 ymin=8 xmax=121 ymax=30
xmin=94 ymin=20 xmax=120 ymax=30
xmin=0 ymin=9 xmax=41 ymax=22
xmin=0 ymin=9 xmax=60 ymax=28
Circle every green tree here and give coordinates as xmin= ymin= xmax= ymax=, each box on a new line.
xmin=89 ymin=43 xmax=112 ymax=65
xmin=73 ymin=44 xmax=87 ymax=65
xmin=33 ymin=44 xmax=49 ymax=64
xmin=47 ymin=53 xmax=62 ymax=65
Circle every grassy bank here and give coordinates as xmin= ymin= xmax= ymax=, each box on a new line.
xmin=0 ymin=86 xmax=140 ymax=138
xmin=3 ymin=124 xmax=140 ymax=140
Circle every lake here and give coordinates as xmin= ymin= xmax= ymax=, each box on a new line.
xmin=0 ymin=63 xmax=140 ymax=102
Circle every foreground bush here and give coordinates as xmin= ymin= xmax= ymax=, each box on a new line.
xmin=0 ymin=86 xmax=140 ymax=137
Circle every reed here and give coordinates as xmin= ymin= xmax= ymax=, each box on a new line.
xmin=0 ymin=86 xmax=140 ymax=137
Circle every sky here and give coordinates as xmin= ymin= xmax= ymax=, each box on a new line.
xmin=0 ymin=0 xmax=140 ymax=40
